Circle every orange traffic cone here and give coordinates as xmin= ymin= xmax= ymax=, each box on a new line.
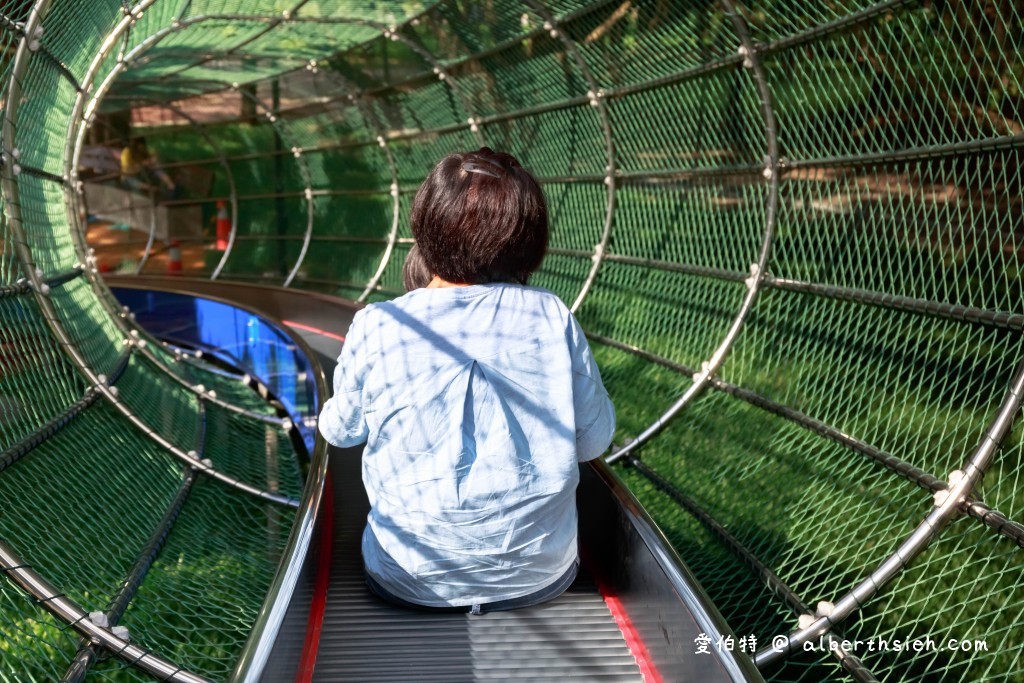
xmin=168 ymin=240 xmax=182 ymax=275
xmin=216 ymin=200 xmax=230 ymax=250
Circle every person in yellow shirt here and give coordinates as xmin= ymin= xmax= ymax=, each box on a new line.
xmin=120 ymin=137 xmax=175 ymax=195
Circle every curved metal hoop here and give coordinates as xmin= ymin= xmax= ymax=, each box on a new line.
xmin=606 ymin=0 xmax=780 ymax=464
xmin=356 ymin=18 xmax=488 ymax=301
xmin=754 ymin=360 xmax=1024 ymax=668
xmin=519 ymin=0 xmax=617 ymax=314
xmin=137 ymin=101 xmax=242 ymax=281
xmin=0 ymin=538 xmax=210 ymax=683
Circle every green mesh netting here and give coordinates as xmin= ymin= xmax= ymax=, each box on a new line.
xmin=1 ymin=1 xmax=1022 ymax=681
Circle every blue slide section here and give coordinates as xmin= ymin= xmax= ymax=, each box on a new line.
xmin=112 ymin=287 xmax=319 ymax=451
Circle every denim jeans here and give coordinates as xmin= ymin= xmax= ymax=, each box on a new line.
xmin=365 ymin=559 xmax=580 ymax=615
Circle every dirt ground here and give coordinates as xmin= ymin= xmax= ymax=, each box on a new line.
xmin=86 ymin=219 xmax=212 ymax=276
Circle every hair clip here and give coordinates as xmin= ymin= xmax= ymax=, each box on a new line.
xmin=462 ymin=157 xmax=505 ymax=178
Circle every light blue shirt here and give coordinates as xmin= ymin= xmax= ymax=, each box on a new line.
xmin=319 ymin=283 xmax=615 ymax=607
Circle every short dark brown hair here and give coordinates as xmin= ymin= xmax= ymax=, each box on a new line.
xmin=411 ymin=147 xmax=547 ymax=285
xmin=401 ymin=243 xmax=432 ymax=291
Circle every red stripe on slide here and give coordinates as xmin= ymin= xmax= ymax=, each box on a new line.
xmin=283 ymin=320 xmax=347 ymax=343
xmin=297 ymin=479 xmax=334 ymax=683
xmin=598 ymin=582 xmax=664 ymax=683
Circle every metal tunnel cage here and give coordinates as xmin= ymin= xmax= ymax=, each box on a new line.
xmin=0 ymin=1 xmax=1020 ymax=682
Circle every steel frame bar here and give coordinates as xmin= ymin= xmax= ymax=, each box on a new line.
xmin=585 ymin=330 xmax=696 ymax=376
xmin=144 ymin=150 xmax=284 ymax=170
xmin=549 ymin=248 xmax=747 ymax=283
xmin=131 ymin=49 xmax=311 ymax=65
xmin=177 ymin=354 xmax=247 ymax=380
xmin=129 ymin=345 xmax=287 ymax=425
xmin=553 ymin=246 xmax=1023 ymax=331
xmin=780 ymin=134 xmax=1024 ymax=171
xmin=144 ymin=0 xmax=314 ymax=84
xmin=160 ymin=186 xmax=390 ymax=205
xmin=753 ymin=0 xmax=916 ymax=58
xmin=588 ymin=329 xmax=1024 ymax=547
xmin=222 ymin=271 xmax=405 ymax=297
xmin=605 ymin=0 xmax=916 ymax=103
xmin=576 ymin=164 xmax=766 ymax=183
xmin=154 ymin=155 xmax=762 ymax=188
xmin=113 ymin=5 xmax=446 ymax=95
xmin=81 ymin=237 xmax=205 ymax=247
xmin=99 ymin=371 xmax=298 ymax=507
xmin=761 ymin=275 xmax=1024 ymax=332
xmin=0 ymin=265 xmax=83 ymax=298
xmin=0 ymin=538 xmax=210 ymax=683
xmin=110 ymin=122 xmax=1024 ymax=191
xmin=118 ymin=0 xmax=610 ymax=115
xmin=310 ymin=275 xmax=402 ymax=296
xmin=0 ymin=391 xmax=100 ymax=472
xmin=291 ymin=0 xmax=619 ymax=105
xmin=122 ymin=191 xmax=159 ymax=276
xmin=0 ymin=348 xmax=130 ymax=474
xmin=323 ymin=234 xmax=413 ymax=244
xmin=231 ymin=234 xmax=396 ymax=243
xmin=231 ymin=234 xmax=304 ymax=241
xmin=207 ymin=91 xmax=585 ymax=153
